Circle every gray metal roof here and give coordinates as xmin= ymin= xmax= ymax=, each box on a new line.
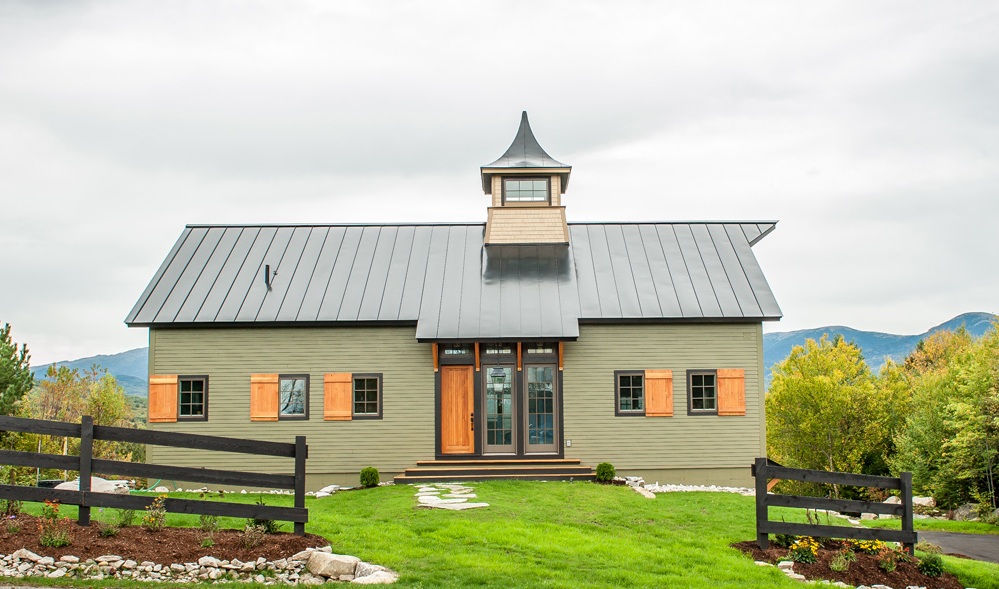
xmin=483 ymin=112 xmax=569 ymax=169
xmin=126 ymin=222 xmax=781 ymax=339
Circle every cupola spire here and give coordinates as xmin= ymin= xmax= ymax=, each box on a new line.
xmin=481 ymin=112 xmax=571 ymax=245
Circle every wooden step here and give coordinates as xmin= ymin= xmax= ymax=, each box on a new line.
xmin=395 ymin=472 xmax=596 ymax=484
xmin=394 ymin=458 xmax=595 ymax=484
xmin=415 ymin=458 xmax=581 ymax=466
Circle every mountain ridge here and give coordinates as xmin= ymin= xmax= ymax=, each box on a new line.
xmin=29 ymin=312 xmax=997 ymax=395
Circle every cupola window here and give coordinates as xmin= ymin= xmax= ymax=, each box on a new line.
xmin=503 ymin=178 xmax=549 ymax=203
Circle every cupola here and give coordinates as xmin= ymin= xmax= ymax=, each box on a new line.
xmin=481 ymin=112 xmax=571 ymax=245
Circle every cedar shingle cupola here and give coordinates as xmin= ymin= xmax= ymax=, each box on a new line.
xmin=481 ymin=112 xmax=571 ymax=245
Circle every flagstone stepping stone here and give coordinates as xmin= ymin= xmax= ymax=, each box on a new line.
xmin=442 ymin=493 xmax=477 ymax=499
xmin=412 ymin=483 xmax=488 ymax=510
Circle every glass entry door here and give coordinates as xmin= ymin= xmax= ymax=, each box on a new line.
xmin=525 ymin=364 xmax=558 ymax=453
xmin=483 ymin=366 xmax=515 ymax=454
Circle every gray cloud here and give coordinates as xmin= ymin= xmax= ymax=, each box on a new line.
xmin=1 ymin=0 xmax=997 ymax=363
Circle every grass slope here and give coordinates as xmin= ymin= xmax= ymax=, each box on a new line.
xmin=15 ymin=483 xmax=999 ymax=588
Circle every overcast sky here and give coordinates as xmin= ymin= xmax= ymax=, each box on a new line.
xmin=2 ymin=1 xmax=997 ymax=365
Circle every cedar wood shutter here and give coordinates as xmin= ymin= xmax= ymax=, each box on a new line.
xmin=148 ymin=375 xmax=178 ymax=423
xmin=250 ymin=374 xmax=280 ymax=421
xmin=644 ymin=370 xmax=673 ymax=417
xmin=324 ymin=373 xmax=353 ymax=421
xmin=717 ymin=368 xmax=746 ymax=416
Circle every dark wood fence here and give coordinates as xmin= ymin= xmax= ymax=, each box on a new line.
xmin=0 ymin=415 xmax=308 ymax=535
xmin=753 ymin=457 xmax=916 ymax=554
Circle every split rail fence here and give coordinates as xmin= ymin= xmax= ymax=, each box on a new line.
xmin=0 ymin=415 xmax=308 ymax=535
xmin=753 ymin=457 xmax=916 ymax=554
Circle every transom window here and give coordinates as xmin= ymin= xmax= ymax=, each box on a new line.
xmin=279 ymin=375 xmax=308 ymax=418
xmin=353 ymin=374 xmax=382 ymax=418
xmin=484 ymin=344 xmax=514 ymax=355
xmin=526 ymin=343 xmax=554 ymax=354
xmin=688 ymin=371 xmax=717 ymax=413
xmin=503 ymin=178 xmax=549 ymax=202
xmin=179 ymin=376 xmax=207 ymax=420
xmin=441 ymin=345 xmax=471 ymax=356
xmin=615 ymin=371 xmax=645 ymax=415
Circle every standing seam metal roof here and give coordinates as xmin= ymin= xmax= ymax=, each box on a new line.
xmin=126 ymin=222 xmax=781 ymax=339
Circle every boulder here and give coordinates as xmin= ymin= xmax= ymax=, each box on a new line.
xmin=355 ymin=562 xmax=387 ymax=578
xmin=912 ymin=496 xmax=936 ymax=507
xmin=953 ymin=503 xmax=979 ymax=521
xmin=54 ymin=476 xmax=130 ymax=494
xmin=306 ymin=552 xmax=359 ymax=578
xmin=12 ymin=549 xmax=41 ymax=562
xmin=883 ymin=496 xmax=901 ymax=505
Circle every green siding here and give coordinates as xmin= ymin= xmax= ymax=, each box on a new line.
xmin=146 ymin=322 xmax=765 ymax=487
xmin=147 ymin=326 xmax=435 ymax=479
xmin=562 ymin=323 xmax=764 ymax=478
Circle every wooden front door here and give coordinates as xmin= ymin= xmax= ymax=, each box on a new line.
xmin=440 ymin=365 xmax=474 ymax=455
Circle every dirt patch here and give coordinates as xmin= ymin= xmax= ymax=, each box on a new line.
xmin=733 ymin=540 xmax=964 ymax=589
xmin=0 ymin=514 xmax=328 ymax=564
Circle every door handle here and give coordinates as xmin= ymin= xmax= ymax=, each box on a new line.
xmin=470 ymin=412 xmax=475 ymax=431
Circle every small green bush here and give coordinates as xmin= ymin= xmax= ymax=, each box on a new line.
xmin=829 ymin=551 xmax=850 ymax=572
xmin=595 ymin=462 xmax=615 ymax=483
xmin=918 ymin=553 xmax=944 ymax=577
xmin=360 ymin=466 xmax=380 ymax=488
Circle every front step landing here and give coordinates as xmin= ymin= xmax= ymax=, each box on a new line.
xmin=394 ymin=458 xmax=595 ymax=484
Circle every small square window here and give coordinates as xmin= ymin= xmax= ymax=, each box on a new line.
xmin=178 ymin=376 xmax=207 ymax=420
xmin=687 ymin=370 xmax=718 ymax=415
xmin=279 ymin=375 xmax=309 ymax=419
xmin=615 ymin=371 xmax=645 ymax=415
xmin=503 ymin=177 xmax=549 ymax=203
xmin=352 ymin=373 xmax=382 ymax=419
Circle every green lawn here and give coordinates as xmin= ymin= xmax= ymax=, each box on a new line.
xmin=863 ymin=516 xmax=999 ymax=535
xmin=13 ymin=482 xmax=999 ymax=588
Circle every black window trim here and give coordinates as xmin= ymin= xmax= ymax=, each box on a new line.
xmin=177 ymin=375 xmax=208 ymax=421
xmin=278 ymin=373 xmax=310 ymax=421
xmin=686 ymin=369 xmax=719 ymax=416
xmin=502 ymin=176 xmax=551 ymax=205
xmin=614 ymin=370 xmax=646 ymax=417
xmin=351 ymin=372 xmax=383 ymax=420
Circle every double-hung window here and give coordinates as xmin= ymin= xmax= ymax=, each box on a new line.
xmin=352 ymin=374 xmax=382 ymax=419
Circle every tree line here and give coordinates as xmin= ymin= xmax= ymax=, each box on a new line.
xmin=767 ymin=322 xmax=998 ymax=515
xmin=1 ymin=322 xmax=143 ymax=484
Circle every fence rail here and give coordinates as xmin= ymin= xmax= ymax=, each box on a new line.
xmin=753 ymin=457 xmax=915 ymax=554
xmin=0 ymin=415 xmax=308 ymax=535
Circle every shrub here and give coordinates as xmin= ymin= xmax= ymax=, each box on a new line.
xmin=829 ymin=550 xmax=851 ymax=572
xmin=772 ymin=533 xmax=795 ymax=548
xmin=251 ymin=496 xmax=283 ymax=534
xmin=142 ymin=495 xmax=168 ymax=532
xmin=918 ymin=553 xmax=944 ymax=577
xmin=360 ymin=466 xmax=380 ymax=488
xmin=788 ymin=536 xmax=818 ymax=564
xmin=876 ymin=546 xmax=899 ymax=572
xmin=595 ymin=462 xmax=615 ymax=483
xmin=37 ymin=500 xmax=71 ymax=548
xmin=199 ymin=514 xmax=220 ymax=534
xmin=915 ymin=541 xmax=942 ymax=554
xmin=200 ymin=536 xmax=215 ymax=548
xmin=113 ymin=508 xmax=136 ymax=528
xmin=242 ymin=522 xmax=266 ymax=549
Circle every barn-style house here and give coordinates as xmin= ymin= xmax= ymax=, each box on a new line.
xmin=126 ymin=113 xmax=781 ymax=487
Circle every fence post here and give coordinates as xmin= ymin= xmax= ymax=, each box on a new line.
xmin=900 ymin=471 xmax=914 ymax=555
xmin=293 ymin=436 xmax=307 ymax=536
xmin=754 ymin=457 xmax=769 ymax=549
xmin=78 ymin=416 xmax=93 ymax=526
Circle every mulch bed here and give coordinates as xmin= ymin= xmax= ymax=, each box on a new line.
xmin=0 ymin=514 xmax=328 ymax=564
xmin=733 ymin=540 xmax=964 ymax=589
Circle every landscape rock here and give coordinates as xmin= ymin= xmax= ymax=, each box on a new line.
xmin=631 ymin=485 xmax=656 ymax=499
xmin=12 ymin=548 xmax=41 ymax=562
xmin=352 ymin=570 xmax=399 ymax=584
xmin=355 ymin=562 xmax=387 ymax=578
xmin=953 ymin=503 xmax=979 ymax=521
xmin=912 ymin=496 xmax=935 ymax=507
xmin=306 ymin=552 xmax=360 ymax=578
xmin=883 ymin=496 xmax=902 ymax=504
xmin=154 ymin=486 xmax=170 ymax=493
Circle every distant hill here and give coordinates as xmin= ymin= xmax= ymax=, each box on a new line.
xmin=764 ymin=312 xmax=997 ymax=388
xmin=31 ymin=347 xmax=149 ymax=397
xmin=29 ymin=312 xmax=998 ymax=396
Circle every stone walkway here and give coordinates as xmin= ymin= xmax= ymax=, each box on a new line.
xmin=414 ymin=483 xmax=489 ymax=510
